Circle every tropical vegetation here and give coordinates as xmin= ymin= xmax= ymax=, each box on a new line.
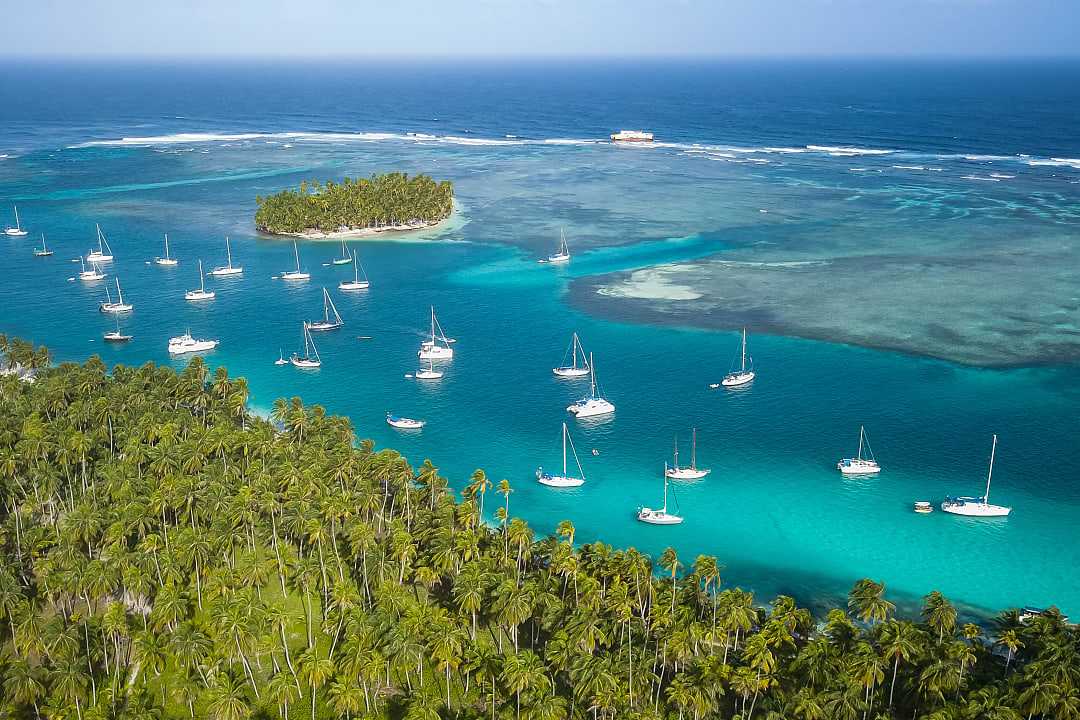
xmin=0 ymin=339 xmax=1077 ymax=720
xmin=255 ymin=173 xmax=454 ymax=234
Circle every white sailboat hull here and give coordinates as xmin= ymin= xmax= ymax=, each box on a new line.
xmin=280 ymin=271 xmax=311 ymax=281
xmin=536 ymin=471 xmax=584 ymax=488
xmin=332 ymin=257 xmax=352 ymax=265
xmin=419 ymin=345 xmax=454 ymax=360
xmin=103 ymin=332 xmax=132 ymax=343
xmin=553 ymin=366 xmax=590 ymax=378
xmin=415 ymin=369 xmax=444 ymax=379
xmin=722 ymin=370 xmax=755 ymax=387
xmin=154 ymin=258 xmax=178 ymax=266
xmin=306 ymin=321 xmax=343 ymax=332
xmin=208 ymin=266 xmax=243 ymax=276
xmin=6 ymin=228 xmax=28 ymax=237
xmin=941 ymin=499 xmax=1011 ymax=517
xmin=185 ymin=290 xmax=215 ymax=301
xmin=544 ymin=253 xmax=570 ymax=264
xmin=79 ymin=271 xmax=105 ymax=281
xmin=339 ymin=280 xmax=370 ymax=291
xmin=86 ymin=252 xmax=113 ymax=263
xmin=838 ymin=459 xmax=881 ymax=475
xmin=567 ymin=398 xmax=615 ymax=417
xmin=99 ymin=303 xmax=133 ymax=314
xmin=290 ymin=357 xmax=321 ymax=369
xmin=637 ymin=508 xmax=683 ymax=525
xmin=666 ymin=467 xmax=710 ymax=480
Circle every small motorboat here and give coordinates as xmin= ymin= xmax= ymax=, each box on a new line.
xmin=387 ymin=414 xmax=425 ymax=430
xmin=168 ymin=333 xmax=218 ymax=355
xmin=913 ymin=501 xmax=933 ymax=514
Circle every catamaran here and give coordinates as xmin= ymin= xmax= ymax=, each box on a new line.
xmin=208 ymin=236 xmax=243 ymax=276
xmin=637 ymin=469 xmax=683 ymax=525
xmin=418 ymin=306 xmax=454 ymax=360
xmin=941 ymin=434 xmax=1012 ymax=517
xmin=78 ymin=257 xmax=106 ymax=282
xmin=154 ymin=233 xmax=178 ymax=266
xmin=386 ymin=413 xmax=425 ymax=429
xmin=86 ymin=225 xmax=114 ymax=263
xmin=33 ymin=234 xmax=53 ymax=257
xmin=4 ymin=205 xmax=27 ymax=236
xmin=553 ymin=332 xmax=591 ymax=377
xmin=536 ymin=422 xmax=586 ymax=487
xmin=306 ymin=288 xmax=344 ymax=331
xmin=721 ymin=327 xmax=755 ymax=387
xmin=332 ymin=239 xmax=353 ymax=265
xmin=837 ymin=426 xmax=881 ymax=475
xmin=414 ymin=359 xmax=444 ymax=380
xmin=666 ymin=428 xmax=710 ymax=480
xmin=290 ymin=324 xmax=322 ymax=368
xmin=99 ymin=278 xmax=133 ymax=313
xmin=338 ymin=252 xmax=370 ymax=290
xmin=567 ymin=353 xmax=615 ymax=418
xmin=280 ymin=241 xmax=310 ymax=281
xmin=103 ymin=316 xmax=132 ymax=343
xmin=540 ymin=229 xmax=571 ymax=264
xmin=168 ymin=332 xmax=218 ymax=355
xmin=184 ymin=260 xmax=215 ymax=301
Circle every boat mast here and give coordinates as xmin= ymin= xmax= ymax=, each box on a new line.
xmin=164 ymin=233 xmax=170 ymax=258
xmin=741 ymin=328 xmax=747 ymax=372
xmin=691 ymin=428 xmax=697 ymax=470
xmin=984 ymin=434 xmax=997 ymax=504
xmin=353 ymin=251 xmax=360 ymax=282
xmin=661 ymin=470 xmax=669 ymax=513
xmin=293 ymin=241 xmax=301 ymax=272
xmin=116 ymin=278 xmax=123 ymax=305
xmin=430 ymin=306 xmax=436 ymax=345
xmin=562 ymin=423 xmax=568 ymax=475
xmin=589 ymin=353 xmax=597 ymax=398
xmin=226 ymin=237 xmax=232 ymax=268
xmin=672 ymin=435 xmax=679 ymax=469
xmin=198 ymin=260 xmax=205 ymax=291
xmin=857 ymin=426 xmax=865 ymax=461
xmin=13 ymin=205 xmax=20 ymax=230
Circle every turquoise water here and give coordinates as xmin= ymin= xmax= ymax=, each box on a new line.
xmin=2 ymin=60 xmax=1080 ymax=617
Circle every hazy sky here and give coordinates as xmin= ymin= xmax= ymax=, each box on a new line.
xmin=5 ymin=0 xmax=1079 ymax=58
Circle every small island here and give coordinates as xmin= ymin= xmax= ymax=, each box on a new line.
xmin=255 ymin=172 xmax=454 ymax=238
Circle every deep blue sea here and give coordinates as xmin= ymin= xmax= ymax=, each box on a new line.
xmin=2 ymin=59 xmax=1080 ymax=618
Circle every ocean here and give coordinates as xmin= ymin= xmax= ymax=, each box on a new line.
xmin=2 ymin=58 xmax=1079 ymax=618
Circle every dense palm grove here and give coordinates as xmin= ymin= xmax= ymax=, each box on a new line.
xmin=254 ymin=174 xmax=454 ymax=234
xmin=1 ymin=344 xmax=1078 ymax=720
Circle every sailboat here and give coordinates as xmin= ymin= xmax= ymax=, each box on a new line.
xmin=536 ymin=422 xmax=586 ymax=487
xmin=208 ymin=236 xmax=243 ymax=276
xmin=637 ymin=468 xmax=683 ymax=525
xmin=666 ymin=428 xmax=710 ymax=480
xmin=274 ymin=349 xmax=288 ymax=366
xmin=33 ymin=233 xmax=53 ymax=257
xmin=185 ymin=260 xmax=215 ymax=301
xmin=837 ymin=426 xmax=881 ymax=475
xmin=941 ymin=434 xmax=1012 ymax=517
xmin=332 ymin=239 xmax=353 ymax=265
xmin=4 ymin=205 xmax=28 ymax=236
xmin=86 ymin=225 xmax=114 ymax=263
xmin=567 ymin=353 xmax=615 ymax=418
xmin=306 ymin=288 xmax=344 ymax=331
xmin=154 ymin=233 xmax=178 ymax=266
xmin=540 ymin=228 xmax=571 ymax=264
xmin=78 ymin=256 xmax=106 ymax=281
xmin=280 ymin=241 xmax=311 ymax=281
xmin=103 ymin=315 xmax=133 ymax=343
xmin=414 ymin=358 xmax=444 ymax=380
xmin=99 ymin=278 xmax=133 ymax=313
xmin=721 ymin=327 xmax=755 ymax=387
xmin=338 ymin=252 xmax=370 ymax=290
xmin=552 ymin=332 xmax=591 ymax=377
xmin=418 ymin=306 xmax=454 ymax=359
xmin=290 ymin=324 xmax=322 ymax=368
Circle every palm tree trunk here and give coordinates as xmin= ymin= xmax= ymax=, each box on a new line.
xmin=889 ymin=656 xmax=899 ymax=707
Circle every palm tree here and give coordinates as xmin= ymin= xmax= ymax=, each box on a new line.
xmin=502 ymin=649 xmax=549 ymax=720
xmin=922 ymin=591 xmax=957 ymax=644
xmin=297 ymin=646 xmax=335 ymax=719
xmin=847 ymin=579 xmax=894 ymax=625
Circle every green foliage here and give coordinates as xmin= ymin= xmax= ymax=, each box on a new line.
xmin=254 ymin=173 xmax=454 ymax=234
xmin=0 ymin=340 xmax=1076 ymax=720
